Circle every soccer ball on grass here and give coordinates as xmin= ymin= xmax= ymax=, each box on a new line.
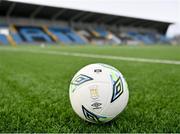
xmin=69 ymin=63 xmax=129 ymax=123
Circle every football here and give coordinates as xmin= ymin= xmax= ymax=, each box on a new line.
xmin=69 ymin=63 xmax=129 ymax=123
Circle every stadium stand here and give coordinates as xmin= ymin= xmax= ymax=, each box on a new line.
xmin=48 ymin=27 xmax=86 ymax=44
xmin=17 ymin=26 xmax=53 ymax=43
xmin=0 ymin=34 xmax=9 ymax=45
xmin=0 ymin=25 xmax=9 ymax=45
xmin=0 ymin=1 xmax=172 ymax=45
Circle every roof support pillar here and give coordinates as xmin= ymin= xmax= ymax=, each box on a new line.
xmin=30 ymin=6 xmax=43 ymax=19
xmin=6 ymin=2 xmax=16 ymax=18
xmin=51 ymin=9 xmax=66 ymax=21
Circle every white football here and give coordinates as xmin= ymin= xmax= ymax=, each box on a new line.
xmin=69 ymin=63 xmax=129 ymax=123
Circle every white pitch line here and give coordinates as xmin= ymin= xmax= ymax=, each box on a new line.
xmin=0 ymin=47 xmax=180 ymax=65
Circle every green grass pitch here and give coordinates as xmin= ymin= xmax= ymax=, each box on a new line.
xmin=0 ymin=45 xmax=180 ymax=132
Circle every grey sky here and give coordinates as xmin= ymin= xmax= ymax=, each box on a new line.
xmin=9 ymin=0 xmax=180 ymax=37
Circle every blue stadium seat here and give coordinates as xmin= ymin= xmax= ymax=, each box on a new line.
xmin=19 ymin=28 xmax=53 ymax=43
xmin=136 ymin=35 xmax=153 ymax=44
xmin=49 ymin=27 xmax=85 ymax=44
xmin=49 ymin=28 xmax=72 ymax=43
xmin=11 ymin=33 xmax=23 ymax=44
xmin=146 ymin=33 xmax=157 ymax=42
xmin=67 ymin=32 xmax=85 ymax=44
xmin=0 ymin=34 xmax=9 ymax=44
xmin=159 ymin=35 xmax=170 ymax=43
xmin=95 ymin=27 xmax=108 ymax=37
xmin=128 ymin=32 xmax=155 ymax=44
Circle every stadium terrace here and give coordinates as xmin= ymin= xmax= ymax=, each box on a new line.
xmin=0 ymin=0 xmax=172 ymax=46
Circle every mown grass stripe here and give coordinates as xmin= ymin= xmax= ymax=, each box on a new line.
xmin=0 ymin=47 xmax=180 ymax=65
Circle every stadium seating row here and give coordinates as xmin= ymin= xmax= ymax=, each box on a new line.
xmin=0 ymin=24 xmax=170 ymax=45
